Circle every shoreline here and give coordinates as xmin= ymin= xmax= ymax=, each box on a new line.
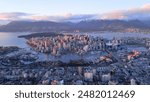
xmin=18 ymin=32 xmax=63 ymax=39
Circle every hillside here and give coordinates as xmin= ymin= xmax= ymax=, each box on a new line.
xmin=0 ymin=20 xmax=150 ymax=32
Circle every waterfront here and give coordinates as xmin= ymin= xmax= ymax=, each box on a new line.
xmin=0 ymin=32 xmax=150 ymax=85
xmin=0 ymin=32 xmax=148 ymax=62
xmin=1 ymin=32 xmax=150 ymax=48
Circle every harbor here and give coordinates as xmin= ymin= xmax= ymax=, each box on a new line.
xmin=0 ymin=32 xmax=150 ymax=85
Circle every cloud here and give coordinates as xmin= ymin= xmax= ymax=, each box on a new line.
xmin=0 ymin=12 xmax=97 ymax=23
xmin=141 ymin=4 xmax=150 ymax=10
xmin=101 ymin=10 xmax=126 ymax=20
xmin=67 ymin=14 xmax=98 ymax=22
xmin=27 ymin=13 xmax=97 ymax=22
xmin=101 ymin=4 xmax=150 ymax=20
xmin=0 ymin=12 xmax=30 ymax=21
xmin=0 ymin=3 xmax=150 ymax=24
xmin=27 ymin=13 xmax=72 ymax=21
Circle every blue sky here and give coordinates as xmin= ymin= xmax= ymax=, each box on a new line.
xmin=0 ymin=0 xmax=149 ymax=14
xmin=0 ymin=0 xmax=150 ymax=23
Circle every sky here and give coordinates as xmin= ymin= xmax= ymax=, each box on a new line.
xmin=0 ymin=0 xmax=150 ymax=24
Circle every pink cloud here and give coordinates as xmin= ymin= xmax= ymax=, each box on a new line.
xmin=101 ymin=4 xmax=150 ymax=20
xmin=141 ymin=4 xmax=150 ymax=10
xmin=0 ymin=3 xmax=150 ymax=23
xmin=101 ymin=10 xmax=127 ymax=20
xmin=28 ymin=13 xmax=73 ymax=21
xmin=26 ymin=13 xmax=96 ymax=22
xmin=0 ymin=12 xmax=30 ymax=20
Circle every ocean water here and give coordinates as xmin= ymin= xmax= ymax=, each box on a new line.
xmin=0 ymin=32 xmax=29 ymax=48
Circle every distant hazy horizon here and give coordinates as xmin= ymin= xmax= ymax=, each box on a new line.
xmin=0 ymin=0 xmax=150 ymax=24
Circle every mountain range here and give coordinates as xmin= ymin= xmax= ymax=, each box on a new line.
xmin=0 ymin=20 xmax=150 ymax=32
